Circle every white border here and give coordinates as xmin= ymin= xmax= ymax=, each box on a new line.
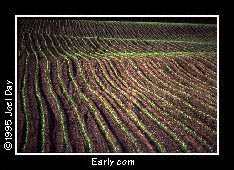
xmin=15 ymin=15 xmax=219 ymax=155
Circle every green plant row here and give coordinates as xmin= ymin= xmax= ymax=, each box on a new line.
xmin=128 ymin=59 xmax=216 ymax=121
xmin=94 ymin=59 xmax=167 ymax=152
xmin=168 ymin=58 xmax=217 ymax=91
xmin=139 ymin=58 xmax=216 ymax=110
xmin=58 ymin=35 xmax=150 ymax=152
xmin=65 ymin=38 xmax=190 ymax=152
xmin=21 ymin=50 xmax=30 ymax=152
xmin=149 ymin=60 xmax=216 ymax=106
xmin=70 ymin=34 xmax=216 ymax=134
xmin=118 ymin=59 xmax=215 ymax=151
xmin=107 ymin=58 xmax=214 ymax=152
xmin=29 ymin=34 xmax=47 ymax=152
xmin=45 ymin=34 xmax=122 ymax=152
xmin=41 ymin=34 xmax=94 ymax=152
xmin=158 ymin=60 xmax=216 ymax=99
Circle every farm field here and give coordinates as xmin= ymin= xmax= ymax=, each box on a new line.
xmin=17 ymin=19 xmax=217 ymax=153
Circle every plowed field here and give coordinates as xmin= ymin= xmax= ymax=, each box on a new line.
xmin=17 ymin=19 xmax=217 ymax=153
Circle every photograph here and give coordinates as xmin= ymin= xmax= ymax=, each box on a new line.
xmin=16 ymin=16 xmax=218 ymax=154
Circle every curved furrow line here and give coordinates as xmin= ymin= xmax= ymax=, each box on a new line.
xmin=29 ymin=35 xmax=47 ymax=152
xmin=55 ymin=33 xmax=215 ymax=49
xmin=135 ymin=58 xmax=217 ymax=112
xmin=62 ymin=30 xmax=218 ymax=125
xmin=179 ymin=58 xmax=217 ymax=85
xmin=149 ymin=57 xmax=216 ymax=97
xmin=131 ymin=59 xmax=217 ymax=130
xmin=190 ymin=57 xmax=217 ymax=78
xmin=195 ymin=57 xmax=217 ymax=73
xmin=22 ymin=36 xmax=45 ymax=152
xmin=66 ymin=36 xmax=93 ymax=58
xmin=82 ymin=37 xmax=215 ymax=152
xmin=146 ymin=59 xmax=216 ymax=107
xmin=46 ymin=34 xmax=124 ymax=152
xmin=170 ymin=58 xmax=217 ymax=91
xmin=85 ymin=32 xmax=215 ymax=63
xmin=66 ymin=33 xmax=216 ymax=125
xmin=21 ymin=50 xmax=30 ymax=152
xmin=62 ymin=33 xmax=215 ymax=61
xmin=204 ymin=55 xmax=217 ymax=65
xmin=18 ymin=20 xmax=217 ymax=153
xmin=156 ymin=57 xmax=216 ymax=95
xmin=74 ymin=36 xmax=207 ymax=150
xmin=77 ymin=61 xmax=143 ymax=152
xmin=32 ymin=34 xmax=70 ymax=152
xmin=17 ymin=47 xmax=25 ymax=151
xmin=58 ymin=34 xmax=162 ymax=151
xmin=77 ymin=90 xmax=123 ymax=153
xmin=123 ymin=58 xmax=216 ymax=123
xmin=105 ymin=35 xmax=214 ymax=54
xmin=100 ymin=59 xmax=207 ymax=152
xmin=154 ymin=59 xmax=216 ymax=98
xmin=100 ymin=60 xmax=183 ymax=152
xmin=108 ymin=58 xmax=215 ymax=152
xmin=55 ymin=60 xmax=94 ymax=152
xmin=102 ymin=59 xmax=196 ymax=152
xmin=40 ymin=34 xmax=95 ymax=152
xmin=58 ymin=35 xmax=84 ymax=60
xmin=38 ymin=33 xmax=77 ymax=152
xmin=59 ymin=36 xmax=207 ymax=152
xmin=39 ymin=34 xmax=90 ymax=152
xmin=89 ymin=61 xmax=170 ymax=152
xmin=57 ymin=35 xmax=152 ymax=152
xmin=88 ymin=58 xmax=191 ymax=152
xmin=60 ymin=59 xmax=122 ymax=153
xmin=108 ymin=58 xmax=215 ymax=135
xmin=93 ymin=59 xmax=168 ymax=152
xmin=187 ymin=57 xmax=217 ymax=76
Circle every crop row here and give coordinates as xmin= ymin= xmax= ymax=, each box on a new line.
xmin=18 ymin=19 xmax=217 ymax=153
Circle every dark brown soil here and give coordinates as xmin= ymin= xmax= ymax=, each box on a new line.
xmin=17 ymin=19 xmax=217 ymax=153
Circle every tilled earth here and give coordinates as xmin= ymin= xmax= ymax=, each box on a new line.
xmin=17 ymin=19 xmax=217 ymax=153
